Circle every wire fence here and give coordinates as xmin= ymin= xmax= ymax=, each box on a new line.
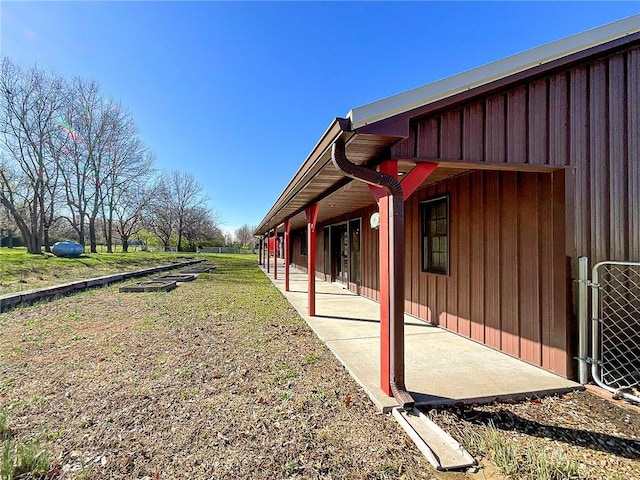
xmin=583 ymin=260 xmax=640 ymax=404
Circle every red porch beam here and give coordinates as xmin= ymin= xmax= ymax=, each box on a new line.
xmin=305 ymin=204 xmax=319 ymax=316
xmin=273 ymin=224 xmax=278 ymax=279
xmin=284 ymin=219 xmax=290 ymax=291
xmin=401 ymin=163 xmax=438 ymax=200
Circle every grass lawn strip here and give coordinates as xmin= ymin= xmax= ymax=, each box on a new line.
xmin=0 ymin=249 xmax=197 ymax=295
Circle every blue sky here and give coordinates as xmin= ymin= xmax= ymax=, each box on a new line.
xmin=2 ymin=2 xmax=639 ymax=234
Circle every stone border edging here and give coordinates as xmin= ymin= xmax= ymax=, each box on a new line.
xmin=0 ymin=258 xmax=204 ymax=313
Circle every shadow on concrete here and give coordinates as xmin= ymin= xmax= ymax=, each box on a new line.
xmin=314 ymin=314 xmax=381 ymax=325
xmin=288 ymin=290 xmax=356 ymax=296
xmin=315 ymin=314 xmax=438 ymax=328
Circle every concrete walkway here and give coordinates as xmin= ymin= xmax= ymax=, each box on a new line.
xmin=262 ymin=262 xmax=580 ymax=412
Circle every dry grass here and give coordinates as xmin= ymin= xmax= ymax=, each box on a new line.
xmin=428 ymin=392 xmax=640 ymax=480
xmin=0 ymin=254 xmax=445 ymax=479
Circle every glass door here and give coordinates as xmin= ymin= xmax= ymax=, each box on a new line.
xmin=331 ymin=224 xmax=348 ymax=284
xmin=340 ymin=227 xmax=349 ymax=283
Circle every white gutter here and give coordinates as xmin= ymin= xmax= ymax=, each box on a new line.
xmin=349 ymin=15 xmax=640 ymax=129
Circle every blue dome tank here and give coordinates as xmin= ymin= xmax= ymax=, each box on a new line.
xmin=52 ymin=240 xmax=85 ymax=257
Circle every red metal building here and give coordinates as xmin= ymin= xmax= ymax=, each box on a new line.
xmin=256 ymin=17 xmax=640 ymax=404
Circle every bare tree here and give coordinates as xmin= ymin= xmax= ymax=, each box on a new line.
xmin=99 ymin=107 xmax=154 ymax=253
xmin=113 ymin=179 xmax=157 ymax=252
xmin=167 ymin=171 xmax=208 ymax=252
xmin=145 ymin=179 xmax=174 ymax=249
xmin=181 ymin=206 xmax=220 ymax=250
xmin=235 ymin=224 xmax=256 ymax=247
xmin=59 ymin=78 xmax=117 ymax=253
xmin=57 ymin=80 xmax=91 ymax=246
xmin=1 ymin=60 xmax=216 ymax=257
xmin=0 ymin=59 xmax=65 ymax=254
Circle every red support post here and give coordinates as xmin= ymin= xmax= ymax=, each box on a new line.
xmin=266 ymin=230 xmax=271 ymax=273
xmin=273 ymin=224 xmax=278 ymax=279
xmin=376 ymin=160 xmax=397 ymax=396
xmin=284 ymin=219 xmax=290 ymax=291
xmin=305 ymin=204 xmax=319 ymax=316
xmin=263 ymin=236 xmax=267 ymax=268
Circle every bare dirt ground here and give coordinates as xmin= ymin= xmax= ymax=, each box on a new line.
xmin=0 ymin=255 xmax=452 ymax=479
xmin=427 ymin=391 xmax=640 ymax=480
xmin=1 ymin=255 xmax=638 ymax=480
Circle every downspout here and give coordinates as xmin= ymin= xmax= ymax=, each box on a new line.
xmin=332 ymin=140 xmax=415 ymax=409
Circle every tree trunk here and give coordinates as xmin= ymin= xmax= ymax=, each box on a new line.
xmin=122 ymin=238 xmax=129 ymax=253
xmin=89 ymin=218 xmax=97 ymax=253
xmin=0 ymin=199 xmax=39 ymax=254
xmin=26 ymin=233 xmax=41 ymax=255
xmin=106 ymin=218 xmax=113 ymax=253
xmin=77 ymin=211 xmax=86 ymax=246
xmin=44 ymin=228 xmax=51 ymax=253
xmin=177 ymin=218 xmax=183 ymax=252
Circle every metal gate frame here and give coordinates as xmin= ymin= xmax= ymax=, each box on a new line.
xmin=578 ymin=257 xmax=640 ymax=404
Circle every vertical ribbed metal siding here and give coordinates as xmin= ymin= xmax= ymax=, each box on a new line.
xmin=405 ymin=45 xmax=639 ymax=265
xmin=401 ymin=170 xmax=567 ymax=375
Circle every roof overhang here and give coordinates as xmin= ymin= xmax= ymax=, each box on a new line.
xmin=255 ymin=118 xmax=404 ymax=234
xmin=256 ymin=15 xmax=640 ymax=236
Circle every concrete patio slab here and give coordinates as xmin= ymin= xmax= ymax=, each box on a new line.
xmin=262 ymin=263 xmax=580 ymax=412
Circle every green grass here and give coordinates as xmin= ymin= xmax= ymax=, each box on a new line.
xmin=451 ymin=420 xmax=583 ymax=480
xmin=0 ymin=410 xmax=51 ymax=480
xmin=0 ymin=410 xmax=7 ymax=439
xmin=0 ymin=247 xmax=198 ymax=294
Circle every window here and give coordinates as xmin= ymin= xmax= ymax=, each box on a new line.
xmin=421 ymin=196 xmax=449 ymax=274
xmin=300 ymin=229 xmax=307 ymax=256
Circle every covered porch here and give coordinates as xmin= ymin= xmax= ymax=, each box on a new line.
xmin=261 ymin=262 xmax=580 ymax=412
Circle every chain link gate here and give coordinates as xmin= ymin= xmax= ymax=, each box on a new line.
xmin=578 ymin=258 xmax=640 ymax=404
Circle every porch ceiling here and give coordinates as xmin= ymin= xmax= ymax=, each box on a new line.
xmin=259 ymin=131 xmax=563 ymax=234
xmin=284 ymin=162 xmax=475 ymax=232
xmin=256 ymin=126 xmax=401 ymax=234
xmin=256 ymin=116 xmax=486 ymax=235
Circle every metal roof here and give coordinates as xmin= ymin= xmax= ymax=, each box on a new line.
xmin=348 ymin=15 xmax=640 ymax=129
